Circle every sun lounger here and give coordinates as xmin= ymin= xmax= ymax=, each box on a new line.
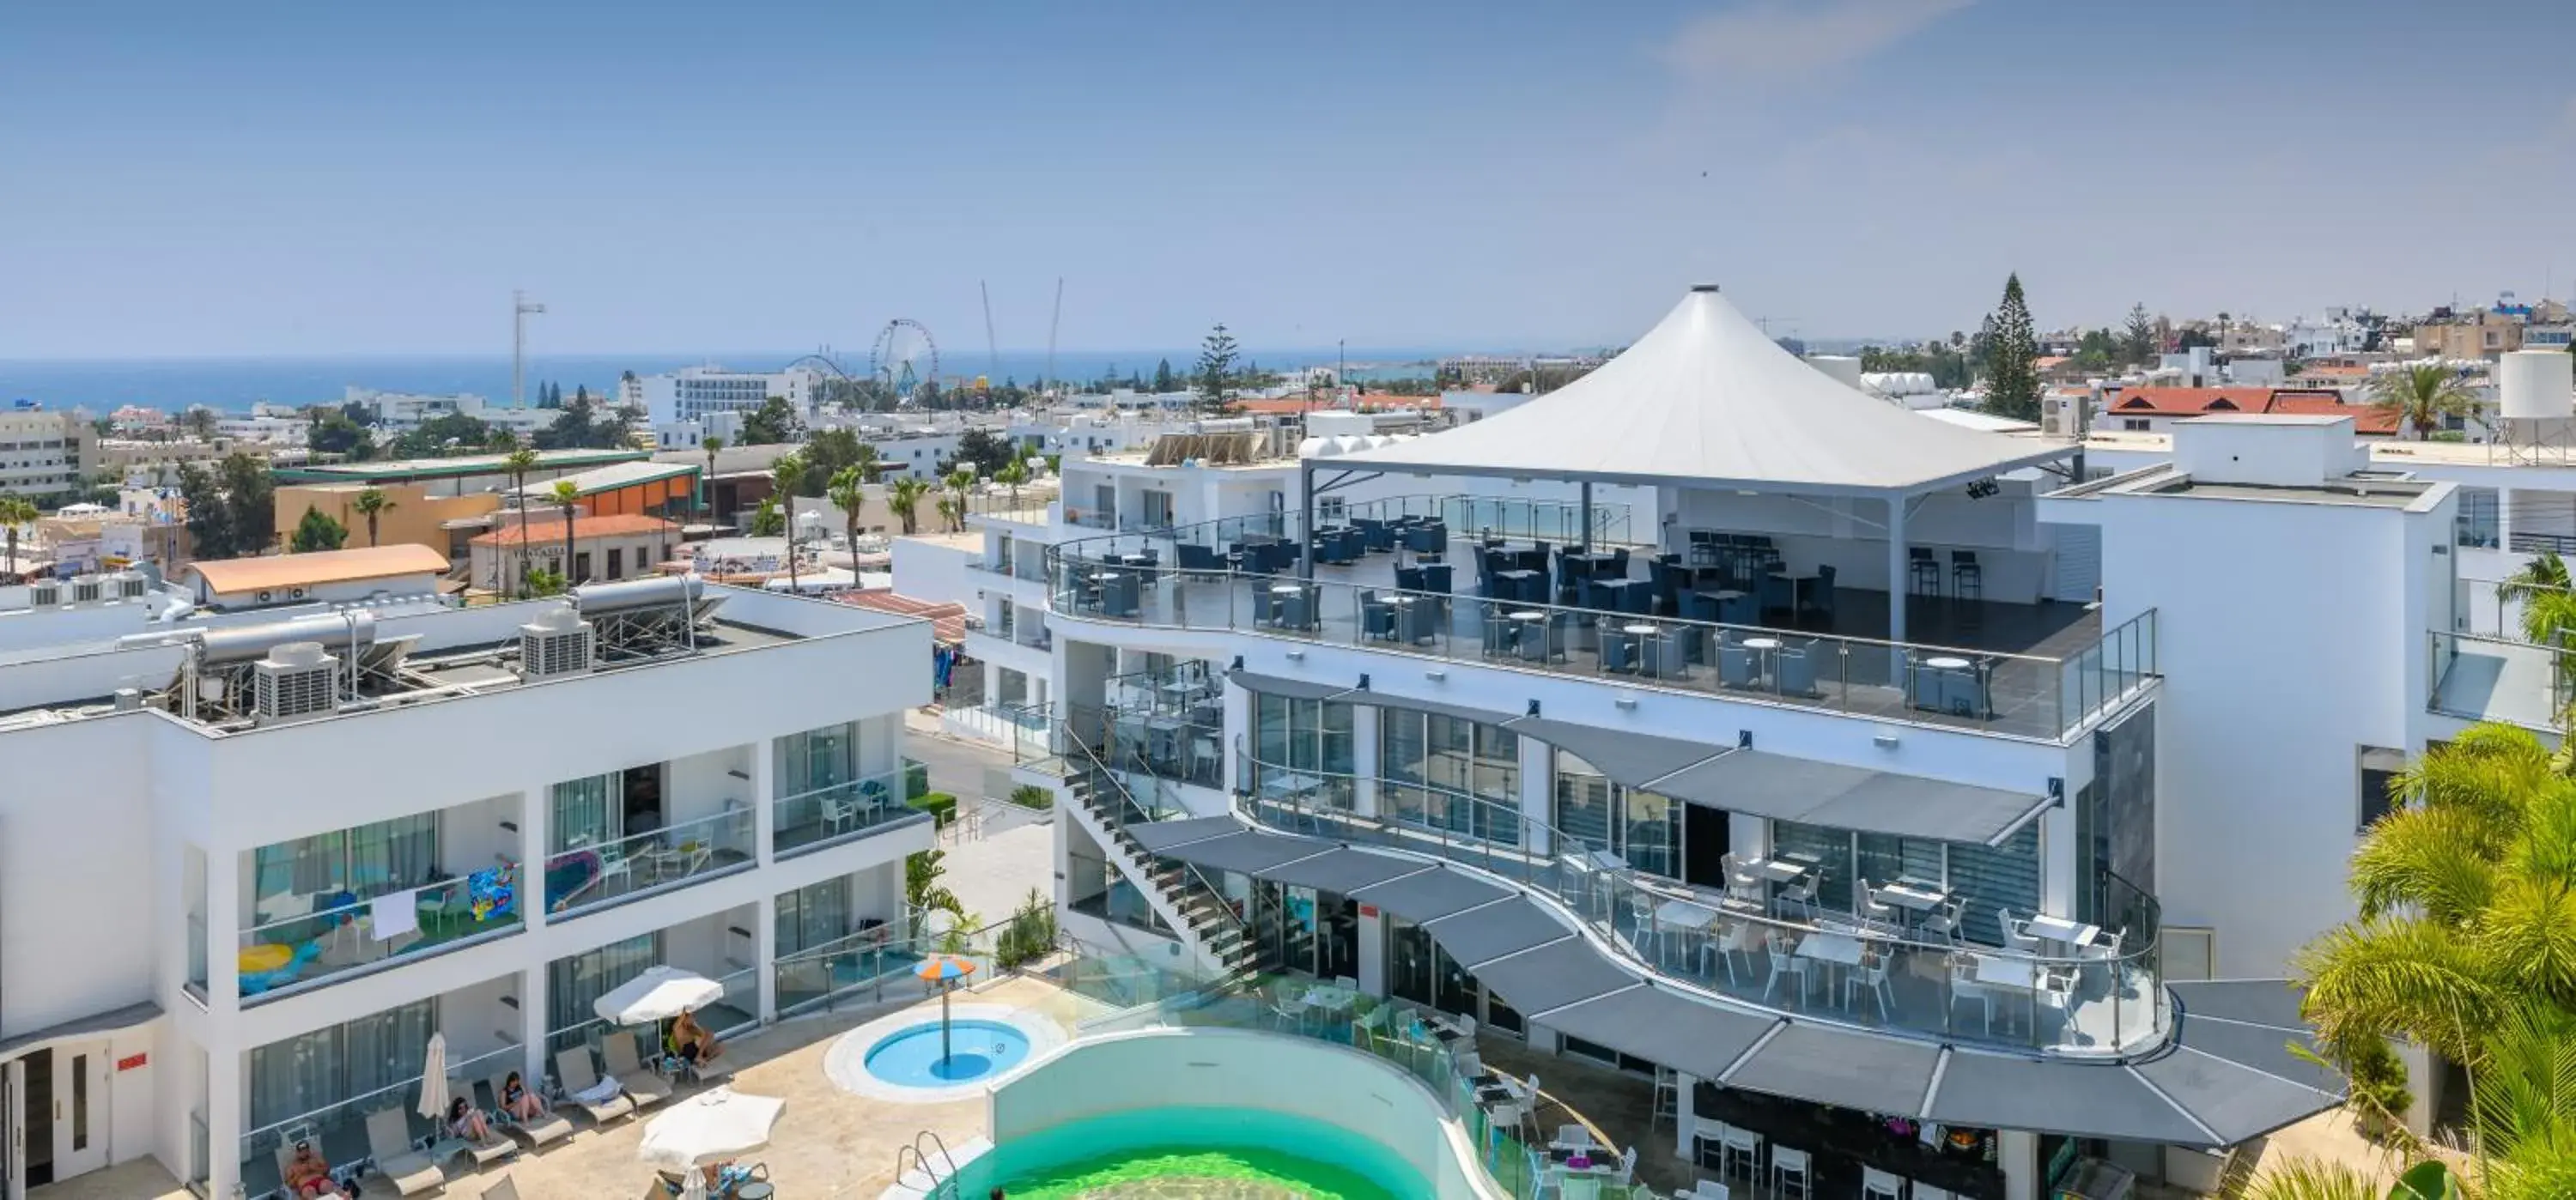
xmin=482 ymin=1076 xmax=571 ymax=1151
xmin=454 ymin=1111 xmax=515 ymax=1168
xmin=599 ymin=1034 xmax=672 ymax=1107
xmin=361 ymin=1108 xmax=447 ymax=1197
xmin=551 ymin=1047 xmax=635 ymax=1124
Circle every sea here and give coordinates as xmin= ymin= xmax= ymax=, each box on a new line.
xmin=0 ymin=348 xmax=1460 ymax=415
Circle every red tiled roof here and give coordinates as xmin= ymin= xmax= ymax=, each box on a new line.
xmin=827 ymin=588 xmax=965 ymax=644
xmin=471 ymin=513 xmax=677 ymax=548
xmin=2257 ymin=396 xmax=2403 ymax=434
xmin=2107 ymin=387 xmax=2274 ymax=415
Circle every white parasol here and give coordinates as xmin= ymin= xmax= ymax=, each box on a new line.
xmin=414 ymin=1032 xmax=450 ymax=1121
xmin=593 ymin=966 xmax=724 ymax=1026
xmin=638 ymin=1088 xmax=786 ymax=1170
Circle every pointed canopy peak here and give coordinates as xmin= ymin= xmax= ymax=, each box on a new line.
xmin=1331 ymin=287 xmax=2075 ymax=494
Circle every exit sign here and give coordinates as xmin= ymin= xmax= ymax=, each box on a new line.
xmin=116 ymin=1053 xmax=148 ymax=1073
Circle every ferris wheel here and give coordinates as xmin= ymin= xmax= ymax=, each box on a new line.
xmin=869 ymin=318 xmax=940 ymax=402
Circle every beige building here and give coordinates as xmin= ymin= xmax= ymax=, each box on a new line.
xmin=2411 ymin=310 xmax=2524 ymax=360
xmin=467 ymin=512 xmax=679 ymax=594
xmin=275 ymin=481 xmax=503 ymax=567
xmin=93 ymin=437 xmax=227 ymax=482
xmin=0 ymin=410 xmax=97 ymax=500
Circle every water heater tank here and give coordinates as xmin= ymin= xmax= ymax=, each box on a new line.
xmin=2499 ymin=350 xmax=2575 ymax=421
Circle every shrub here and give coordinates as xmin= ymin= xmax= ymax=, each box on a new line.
xmin=1009 ymin=784 xmax=1052 ymax=810
xmin=993 ymin=889 xmax=1059 ymax=969
xmin=903 ymin=760 xmax=930 ymax=800
xmin=908 ymin=791 xmax=957 ymax=827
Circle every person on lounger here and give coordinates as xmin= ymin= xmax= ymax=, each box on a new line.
xmin=447 ymin=1094 xmax=495 ymax=1143
xmin=500 ymin=1070 xmax=549 ymax=1122
xmin=672 ymin=1010 xmax=724 ymax=1066
xmin=285 ymin=1140 xmax=348 ymax=1198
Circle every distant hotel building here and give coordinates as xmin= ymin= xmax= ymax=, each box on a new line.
xmin=629 ymin=367 xmax=823 ymax=445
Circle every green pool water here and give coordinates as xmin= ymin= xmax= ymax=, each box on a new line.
xmin=965 ymin=1106 xmax=1424 ymax=1199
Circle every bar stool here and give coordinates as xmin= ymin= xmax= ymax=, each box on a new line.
xmin=1771 ymin=1145 xmax=1814 ymax=1200
xmin=1949 ymin=549 xmax=1983 ymax=603
xmin=1650 ymin=1065 xmax=1679 ymax=1131
xmin=1907 ymin=546 xmax=1943 ymax=597
xmin=1862 ymin=1166 xmax=1907 ymax=1200
xmin=1717 ymin=1124 xmax=1765 ymax=1189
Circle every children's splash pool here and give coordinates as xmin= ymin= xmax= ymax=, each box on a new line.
xmin=860 ymin=1019 xmax=1034 ymax=1088
xmin=946 ymin=1106 xmax=1420 ymax=1200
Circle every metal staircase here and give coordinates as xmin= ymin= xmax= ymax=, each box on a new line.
xmin=1061 ymin=727 xmax=1260 ymax=986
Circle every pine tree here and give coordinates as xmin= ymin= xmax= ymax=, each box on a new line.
xmin=1195 ymin=324 xmax=1239 ymax=413
xmin=2122 ymin=302 xmax=2158 ymax=365
xmin=1153 ymin=359 xmax=1176 ymax=393
xmin=1981 ymin=274 xmax=2041 ymax=422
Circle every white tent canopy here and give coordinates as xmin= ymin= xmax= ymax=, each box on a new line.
xmin=1330 ymin=286 xmax=2073 ymax=496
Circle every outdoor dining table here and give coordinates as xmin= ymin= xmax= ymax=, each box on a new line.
xmin=1871 ymin=880 xmax=1951 ymax=920
xmin=1768 ymin=570 xmax=1821 ymax=610
xmin=2022 ymin=913 xmax=2099 ymax=950
xmin=1970 ymin=953 xmax=2055 ymax=1034
xmin=1796 ymin=927 xmax=1868 ymax=1001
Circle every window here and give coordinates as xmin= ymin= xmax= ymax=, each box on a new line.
xmin=247 ymin=1000 xmax=434 ymax=1131
xmin=1250 ymin=691 xmax=1356 ymax=808
xmin=547 ymin=934 xmax=660 ymax=1052
xmin=1382 ymin=708 xmax=1519 ymax=844
xmin=2456 ymin=488 xmax=2500 ymax=548
xmin=2360 ymin=746 xmax=2406 ymax=832
xmin=2122 ymin=418 xmax=2150 ymax=432
xmin=775 ymin=876 xmax=853 ymax=955
xmin=574 ymin=552 xmax=592 ymax=581
xmin=607 ymin=548 xmax=624 ymax=579
xmin=1551 ymin=751 xmax=1678 ymax=879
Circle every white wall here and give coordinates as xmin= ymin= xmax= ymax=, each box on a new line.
xmin=989 ymin=1030 xmax=1502 ymax=1200
xmin=0 ymin=714 xmax=158 ymax=1039
xmin=2086 ymin=484 xmax=2451 ymax=975
xmin=890 ymin=535 xmax=975 ymax=609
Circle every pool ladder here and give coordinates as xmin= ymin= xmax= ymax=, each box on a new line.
xmin=895 ymin=1129 xmax=962 ymax=1198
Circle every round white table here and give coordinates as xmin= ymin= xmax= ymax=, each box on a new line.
xmin=1742 ymin=636 xmax=1781 ymax=652
xmin=1924 ymin=655 xmax=1971 ymax=671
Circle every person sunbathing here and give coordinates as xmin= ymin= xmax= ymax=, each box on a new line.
xmin=447 ymin=1094 xmax=495 ymax=1143
xmin=673 ymin=1010 xmax=724 ymax=1066
xmin=284 ymin=1140 xmax=348 ymax=1198
xmin=500 ymin=1070 xmax=549 ymax=1122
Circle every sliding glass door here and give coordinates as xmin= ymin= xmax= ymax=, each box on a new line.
xmin=1551 ymin=752 xmax=1680 ymax=881
xmin=1770 ymin=821 xmax=2042 ymax=947
xmin=246 ymin=1001 xmax=434 ymax=1133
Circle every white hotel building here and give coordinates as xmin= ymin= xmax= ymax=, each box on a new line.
xmin=0 ymin=555 xmax=933 ymax=1198
xmin=916 ymin=287 xmax=2576 ymax=1197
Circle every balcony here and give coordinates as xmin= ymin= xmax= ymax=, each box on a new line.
xmin=1047 ymin=507 xmax=2157 ymax=743
xmin=233 ymin=867 xmax=526 ymax=1003
xmin=771 ymin=767 xmax=936 ymax=858
xmin=1230 ymin=748 xmax=2168 ymax=1058
xmin=544 ymin=807 xmax=755 ymax=918
xmin=2429 ymin=629 xmax=2569 ymax=731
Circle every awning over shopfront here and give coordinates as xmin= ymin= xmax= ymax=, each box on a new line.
xmin=1130 ymin=815 xmax=2344 ymax=1148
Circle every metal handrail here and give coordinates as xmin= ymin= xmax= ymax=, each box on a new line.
xmin=1235 ymin=736 xmax=2171 ymax=1057
xmin=1063 ymin=721 xmax=1252 ymax=951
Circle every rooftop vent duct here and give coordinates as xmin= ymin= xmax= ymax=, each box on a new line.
xmin=252 ymin=641 xmax=339 ymax=722
xmin=518 ymin=604 xmax=595 ymax=680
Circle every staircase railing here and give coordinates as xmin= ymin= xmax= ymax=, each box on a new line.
xmin=1062 ymin=720 xmax=1255 ymax=971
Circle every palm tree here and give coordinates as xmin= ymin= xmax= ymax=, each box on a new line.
xmin=2500 ymin=552 xmax=2576 ymax=645
xmin=503 ymin=446 xmax=539 ymax=595
xmin=700 ymin=435 xmax=725 ymax=524
xmin=551 ymin=480 xmax=581 ymax=586
xmin=349 ymin=487 xmax=395 ymax=548
xmin=941 ymin=468 xmax=976 ymax=532
xmin=828 ymin=466 xmax=867 ymax=560
xmin=889 ymin=476 xmax=929 ymax=536
xmin=771 ymin=452 xmax=805 ymax=593
xmin=993 ymin=457 xmax=1031 ymax=515
xmin=854 ymin=443 xmax=882 ymax=483
xmin=2373 ymin=363 xmax=2476 ymax=439
xmin=0 ymin=496 xmax=37 ymax=580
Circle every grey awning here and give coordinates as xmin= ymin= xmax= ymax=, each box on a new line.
xmin=1425 ymin=898 xmax=1573 ymax=967
xmin=1230 ymin=670 xmax=1524 ymax=728
xmin=1926 ymin=1051 xmax=2217 ymax=1147
xmin=1258 ymin=848 xmax=1437 ymax=898
xmin=0 ymin=999 xmax=162 ymax=1059
xmin=1156 ymin=831 xmax=1335 ymax=876
xmin=1645 ymin=749 xmax=2050 ymax=847
xmin=1224 ymin=670 xmax=1358 ymax=702
xmin=1127 ymin=816 xmax=1249 ymax=853
xmin=1471 ymin=940 xmax=1638 ymax=1015
xmin=1532 ymin=985 xmax=1777 ymax=1082
xmin=1724 ymin=1023 xmax=1943 ymax=1116
xmin=1505 ymin=715 xmax=1730 ymax=786
xmin=1347 ymin=865 xmax=1514 ymax=921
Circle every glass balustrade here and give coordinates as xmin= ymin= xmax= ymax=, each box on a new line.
xmin=1223 ymin=745 xmax=2168 ymax=1057
xmin=770 ymin=767 xmax=928 ymax=857
xmin=234 ymin=867 xmax=526 ymax=1001
xmin=544 ymin=808 xmax=753 ymax=917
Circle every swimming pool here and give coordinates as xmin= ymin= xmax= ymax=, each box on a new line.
xmin=862 ymin=1019 xmax=1034 ymax=1088
xmin=946 ymin=1106 xmax=1423 ymax=1200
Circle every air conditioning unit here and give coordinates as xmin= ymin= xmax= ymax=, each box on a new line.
xmin=113 ymin=572 xmax=147 ymax=599
xmin=252 ymin=641 xmax=339 ymax=721
xmin=69 ymin=575 xmax=102 ymax=603
xmin=518 ymin=605 xmax=594 ymax=680
xmin=27 ymin=582 xmax=60 ymax=607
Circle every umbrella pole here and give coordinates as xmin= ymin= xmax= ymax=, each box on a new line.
xmin=940 ymin=984 xmax=952 ymax=1070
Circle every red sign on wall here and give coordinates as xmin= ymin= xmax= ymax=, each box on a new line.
xmin=116 ymin=1053 xmax=148 ymax=1072
xmin=1358 ymin=904 xmax=1379 ymax=918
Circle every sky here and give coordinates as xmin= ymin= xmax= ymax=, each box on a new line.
xmin=4 ymin=0 xmax=2573 ymax=359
